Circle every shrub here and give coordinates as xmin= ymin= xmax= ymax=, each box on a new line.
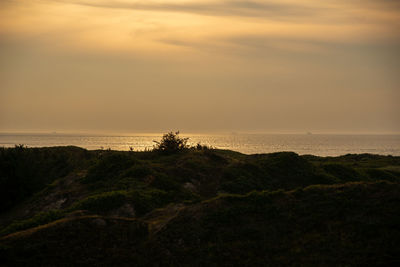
xmin=153 ymin=131 xmax=189 ymax=153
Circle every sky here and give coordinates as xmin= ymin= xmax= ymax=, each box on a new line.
xmin=0 ymin=0 xmax=399 ymax=134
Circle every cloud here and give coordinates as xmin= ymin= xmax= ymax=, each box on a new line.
xmin=354 ymin=0 xmax=400 ymax=9
xmin=54 ymin=0 xmax=320 ymax=19
xmin=47 ymin=0 xmax=400 ymax=30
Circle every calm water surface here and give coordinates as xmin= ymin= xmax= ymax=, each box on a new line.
xmin=0 ymin=133 xmax=399 ymax=156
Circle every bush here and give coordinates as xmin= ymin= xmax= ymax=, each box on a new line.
xmin=153 ymin=131 xmax=189 ymax=153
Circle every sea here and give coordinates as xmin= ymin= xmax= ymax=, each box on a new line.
xmin=0 ymin=133 xmax=399 ymax=157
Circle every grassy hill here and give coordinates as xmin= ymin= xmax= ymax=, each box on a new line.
xmin=1 ymin=140 xmax=399 ymax=266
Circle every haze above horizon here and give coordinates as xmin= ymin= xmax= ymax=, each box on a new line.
xmin=1 ymin=0 xmax=399 ymax=133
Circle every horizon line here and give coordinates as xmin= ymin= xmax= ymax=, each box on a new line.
xmin=0 ymin=130 xmax=399 ymax=136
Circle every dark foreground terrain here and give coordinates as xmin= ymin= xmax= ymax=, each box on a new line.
xmin=1 ymin=144 xmax=399 ymax=266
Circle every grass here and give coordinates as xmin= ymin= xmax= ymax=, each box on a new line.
xmin=0 ymin=210 xmax=64 ymax=237
xmin=0 ymin=145 xmax=399 ymax=266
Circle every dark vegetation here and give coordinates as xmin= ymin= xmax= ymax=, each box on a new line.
xmin=153 ymin=131 xmax=190 ymax=153
xmin=0 ymin=145 xmax=92 ymax=212
xmin=1 ymin=133 xmax=399 ymax=266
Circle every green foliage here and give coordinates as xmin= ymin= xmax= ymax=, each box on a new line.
xmin=0 ymin=216 xmax=149 ymax=266
xmin=127 ymin=189 xmax=171 ymax=216
xmin=69 ymin=191 xmax=127 ymax=213
xmin=68 ymin=188 xmax=180 ymax=217
xmin=153 ymin=131 xmax=189 ymax=153
xmin=142 ymin=181 xmax=400 ymax=266
xmin=0 ymin=146 xmax=92 ymax=212
xmin=83 ymin=152 xmax=137 ymax=184
xmin=364 ymin=168 xmax=399 ymax=182
xmin=322 ymin=163 xmax=366 ymax=182
xmin=0 ymin=144 xmax=400 ymax=266
xmin=0 ymin=210 xmax=64 ymax=236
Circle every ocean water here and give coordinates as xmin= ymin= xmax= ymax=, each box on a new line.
xmin=0 ymin=133 xmax=399 ymax=157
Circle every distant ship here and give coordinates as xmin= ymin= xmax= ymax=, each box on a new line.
xmin=306 ymin=132 xmax=313 ymax=135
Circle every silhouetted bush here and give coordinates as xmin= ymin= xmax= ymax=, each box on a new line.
xmin=153 ymin=131 xmax=189 ymax=153
xmin=194 ymin=143 xmax=211 ymax=150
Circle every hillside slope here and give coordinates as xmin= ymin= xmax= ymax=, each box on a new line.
xmin=1 ymin=146 xmax=400 ymax=266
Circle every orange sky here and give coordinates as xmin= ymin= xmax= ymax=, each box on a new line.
xmin=0 ymin=0 xmax=399 ymax=133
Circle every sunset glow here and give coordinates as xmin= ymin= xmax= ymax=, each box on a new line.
xmin=1 ymin=0 xmax=399 ymax=133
